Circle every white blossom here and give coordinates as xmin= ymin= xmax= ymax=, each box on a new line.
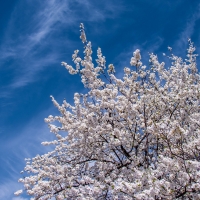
xmin=14 ymin=190 xmax=23 ymax=196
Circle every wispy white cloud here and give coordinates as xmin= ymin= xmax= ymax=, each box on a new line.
xmin=174 ymin=3 xmax=200 ymax=52
xmin=0 ymin=0 xmax=123 ymax=92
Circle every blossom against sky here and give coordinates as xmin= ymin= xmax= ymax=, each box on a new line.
xmin=0 ymin=0 xmax=200 ymax=199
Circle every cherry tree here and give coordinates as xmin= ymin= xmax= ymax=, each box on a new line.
xmin=15 ymin=24 xmax=200 ymax=199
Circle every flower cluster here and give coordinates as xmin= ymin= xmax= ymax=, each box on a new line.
xmin=16 ymin=24 xmax=200 ymax=199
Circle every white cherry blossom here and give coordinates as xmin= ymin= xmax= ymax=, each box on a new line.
xmin=16 ymin=24 xmax=200 ymax=200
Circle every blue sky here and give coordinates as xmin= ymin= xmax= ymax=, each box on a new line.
xmin=0 ymin=0 xmax=200 ymax=199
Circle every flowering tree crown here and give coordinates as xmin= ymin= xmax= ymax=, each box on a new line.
xmin=15 ymin=24 xmax=200 ymax=199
